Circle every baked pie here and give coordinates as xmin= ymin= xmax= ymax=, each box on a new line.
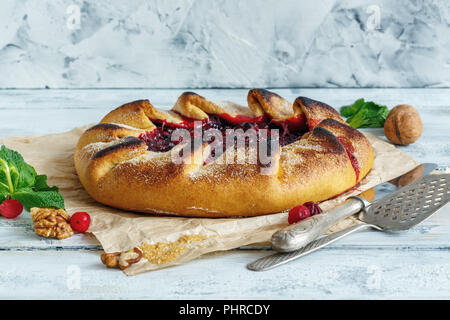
xmin=74 ymin=89 xmax=373 ymax=217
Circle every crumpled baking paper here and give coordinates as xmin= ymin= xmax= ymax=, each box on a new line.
xmin=0 ymin=126 xmax=419 ymax=275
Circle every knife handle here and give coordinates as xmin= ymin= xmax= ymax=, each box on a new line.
xmin=271 ymin=197 xmax=368 ymax=252
xmin=248 ymin=223 xmax=380 ymax=271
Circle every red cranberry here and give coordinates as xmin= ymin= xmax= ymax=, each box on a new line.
xmin=303 ymin=201 xmax=323 ymax=216
xmin=70 ymin=212 xmax=91 ymax=233
xmin=288 ymin=205 xmax=311 ymax=224
xmin=0 ymin=200 xmax=23 ymax=219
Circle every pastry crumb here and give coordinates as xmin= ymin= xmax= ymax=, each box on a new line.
xmin=139 ymin=234 xmax=208 ymax=265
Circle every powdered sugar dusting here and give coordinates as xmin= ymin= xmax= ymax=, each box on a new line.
xmin=215 ymin=101 xmax=254 ymax=117
xmin=189 ymin=145 xmax=260 ymax=182
xmin=152 ymin=110 xmax=184 ymax=124
xmin=82 ymin=140 xmax=118 ymax=154
xmin=294 ymin=142 xmax=325 ymax=152
xmin=109 ymin=122 xmax=143 ymax=131
xmin=127 ymin=150 xmax=167 ymax=164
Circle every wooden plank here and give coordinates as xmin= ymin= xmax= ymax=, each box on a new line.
xmin=0 ymin=203 xmax=449 ymax=250
xmin=0 ymin=248 xmax=449 ymax=299
xmin=0 ymin=88 xmax=449 ymax=250
xmin=0 ymin=89 xmax=449 ymax=298
xmin=1 ymin=88 xmax=449 ymax=164
xmin=1 ymin=88 xmax=449 ymax=107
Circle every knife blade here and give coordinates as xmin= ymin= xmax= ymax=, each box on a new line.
xmin=270 ymin=163 xmax=437 ymax=252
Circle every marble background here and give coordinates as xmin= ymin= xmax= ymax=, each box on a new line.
xmin=0 ymin=0 xmax=449 ymax=88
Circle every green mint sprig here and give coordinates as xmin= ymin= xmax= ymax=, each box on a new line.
xmin=340 ymin=98 xmax=390 ymax=129
xmin=0 ymin=145 xmax=65 ymax=210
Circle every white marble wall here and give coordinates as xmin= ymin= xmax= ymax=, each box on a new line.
xmin=0 ymin=0 xmax=449 ymax=88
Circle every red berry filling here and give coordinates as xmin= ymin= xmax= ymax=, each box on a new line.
xmin=270 ymin=113 xmax=308 ymax=132
xmin=216 ymin=113 xmax=266 ymax=125
xmin=139 ymin=126 xmax=181 ymax=152
xmin=139 ymin=112 xmax=308 ymax=153
xmin=307 ymin=118 xmax=322 ymax=130
xmin=288 ymin=201 xmax=322 ymax=224
xmin=337 ymin=136 xmax=360 ymax=182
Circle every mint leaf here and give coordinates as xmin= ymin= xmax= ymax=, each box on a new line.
xmin=340 ymin=99 xmax=390 ymax=129
xmin=12 ymin=188 xmax=65 ymax=211
xmin=0 ymin=179 xmax=9 ymax=195
xmin=0 ymin=157 xmax=17 ymax=194
xmin=0 ymin=146 xmax=65 ymax=210
xmin=340 ymin=98 xmax=364 ymax=117
xmin=34 ymin=175 xmax=59 ymax=192
xmin=0 ymin=145 xmax=36 ymax=190
xmin=18 ymin=163 xmax=37 ymax=189
xmin=0 ymin=189 xmax=8 ymax=202
xmin=347 ymin=106 xmax=368 ymax=128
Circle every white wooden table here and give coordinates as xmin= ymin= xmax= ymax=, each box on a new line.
xmin=0 ymin=88 xmax=449 ymax=299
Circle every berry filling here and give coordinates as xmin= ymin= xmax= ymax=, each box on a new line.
xmin=307 ymin=118 xmax=322 ymax=130
xmin=139 ymin=125 xmax=180 ymax=152
xmin=270 ymin=113 xmax=308 ymax=131
xmin=337 ymin=137 xmax=360 ymax=182
xmin=139 ymin=112 xmax=309 ymax=153
xmin=216 ymin=113 xmax=266 ymax=126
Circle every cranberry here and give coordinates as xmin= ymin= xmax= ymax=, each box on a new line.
xmin=70 ymin=212 xmax=91 ymax=233
xmin=288 ymin=205 xmax=311 ymax=224
xmin=0 ymin=200 xmax=23 ymax=219
xmin=303 ymin=201 xmax=323 ymax=216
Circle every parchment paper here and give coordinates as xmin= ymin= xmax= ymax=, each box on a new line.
xmin=0 ymin=126 xmax=419 ymax=275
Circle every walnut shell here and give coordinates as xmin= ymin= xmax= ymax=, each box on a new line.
xmin=101 ymin=252 xmax=120 ymax=268
xmin=100 ymin=248 xmax=143 ymax=270
xmin=384 ymin=104 xmax=422 ymax=145
xmin=30 ymin=207 xmax=74 ymax=240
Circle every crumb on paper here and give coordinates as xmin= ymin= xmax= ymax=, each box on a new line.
xmin=139 ymin=234 xmax=208 ymax=265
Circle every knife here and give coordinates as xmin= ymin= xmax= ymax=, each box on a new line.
xmin=270 ymin=163 xmax=437 ymax=253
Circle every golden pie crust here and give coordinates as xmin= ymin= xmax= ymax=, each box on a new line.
xmin=74 ymin=89 xmax=374 ymax=217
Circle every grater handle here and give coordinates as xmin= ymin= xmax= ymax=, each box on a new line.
xmin=271 ymin=197 xmax=368 ymax=252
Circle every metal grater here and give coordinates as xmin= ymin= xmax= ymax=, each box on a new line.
xmin=362 ymin=173 xmax=450 ymax=230
xmin=248 ymin=173 xmax=450 ymax=271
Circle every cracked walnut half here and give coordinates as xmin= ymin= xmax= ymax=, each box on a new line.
xmin=30 ymin=207 xmax=74 ymax=240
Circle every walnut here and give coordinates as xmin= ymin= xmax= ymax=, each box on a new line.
xmin=118 ymin=247 xmax=143 ymax=270
xmin=101 ymin=247 xmax=143 ymax=270
xmin=30 ymin=207 xmax=74 ymax=240
xmin=101 ymin=252 xmax=120 ymax=268
xmin=384 ymin=105 xmax=422 ymax=145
